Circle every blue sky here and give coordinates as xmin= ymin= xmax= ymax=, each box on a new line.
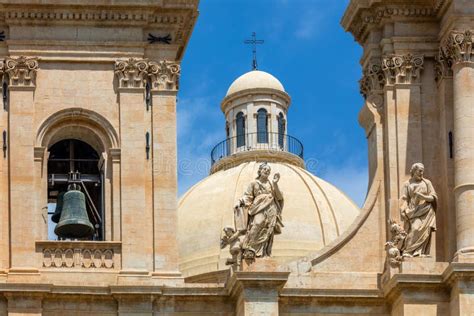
xmin=177 ymin=0 xmax=368 ymax=206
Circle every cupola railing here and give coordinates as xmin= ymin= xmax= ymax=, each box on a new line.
xmin=211 ymin=132 xmax=304 ymax=166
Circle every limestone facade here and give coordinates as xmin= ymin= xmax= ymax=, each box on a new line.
xmin=0 ymin=0 xmax=473 ymax=315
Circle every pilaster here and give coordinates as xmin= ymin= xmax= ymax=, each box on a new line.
xmin=441 ymin=30 xmax=474 ymax=262
xmin=381 ymin=54 xmax=425 ymax=222
xmin=435 ymin=48 xmax=456 ymax=261
xmin=115 ymin=58 xmax=153 ymax=273
xmin=0 ymin=59 xmax=8 ymax=272
xmin=148 ymin=60 xmax=181 ymax=276
xmin=6 ymin=56 xmax=41 ymax=270
xmin=359 ymin=60 xmax=385 ymax=189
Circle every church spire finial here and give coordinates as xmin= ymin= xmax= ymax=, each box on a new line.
xmin=244 ymin=32 xmax=264 ymax=70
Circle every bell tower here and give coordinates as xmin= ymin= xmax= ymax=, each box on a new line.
xmin=0 ymin=1 xmax=198 ymax=314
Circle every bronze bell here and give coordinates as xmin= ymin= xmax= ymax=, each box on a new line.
xmin=54 ymin=188 xmax=95 ymax=239
xmin=51 ymin=191 xmax=65 ymax=224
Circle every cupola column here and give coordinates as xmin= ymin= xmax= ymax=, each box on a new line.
xmin=442 ymin=30 xmax=474 ymax=261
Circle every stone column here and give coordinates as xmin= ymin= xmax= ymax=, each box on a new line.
xmin=0 ymin=59 xmax=8 ymax=273
xmin=381 ymin=54 xmax=425 ymax=222
xmin=229 ymin=271 xmax=289 ymax=316
xmin=435 ymin=50 xmax=456 ymax=260
xmin=442 ymin=30 xmax=474 ymax=261
xmin=148 ymin=60 xmax=181 ymax=277
xmin=110 ymin=148 xmax=121 ymax=242
xmin=6 ymin=57 xmax=41 ymax=271
xmin=359 ymin=60 xmax=385 ymax=189
xmin=115 ymin=58 xmax=153 ymax=273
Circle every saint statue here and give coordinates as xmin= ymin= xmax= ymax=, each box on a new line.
xmin=399 ymin=163 xmax=437 ymax=257
xmin=221 ymin=162 xmax=284 ymax=267
xmin=238 ymin=162 xmax=284 ymax=259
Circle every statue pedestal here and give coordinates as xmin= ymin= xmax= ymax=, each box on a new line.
xmin=241 ymin=257 xmax=281 ymax=272
xmin=228 ymin=260 xmax=289 ymax=316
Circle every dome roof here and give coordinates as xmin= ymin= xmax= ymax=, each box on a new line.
xmin=226 ymin=70 xmax=285 ymax=97
xmin=177 ymin=162 xmax=361 ymax=278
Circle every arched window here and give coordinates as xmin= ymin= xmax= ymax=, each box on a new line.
xmin=236 ymin=112 xmax=245 ymax=147
xmin=278 ymin=112 xmax=286 ymax=148
xmin=47 ymin=139 xmax=104 ymax=241
xmin=257 ymin=108 xmax=268 ymax=143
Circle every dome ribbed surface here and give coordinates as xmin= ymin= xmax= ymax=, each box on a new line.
xmin=225 ymin=70 xmax=285 ymax=97
xmin=177 ymin=162 xmax=361 ymax=278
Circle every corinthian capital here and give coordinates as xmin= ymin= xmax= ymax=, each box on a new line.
xmin=114 ymin=58 xmax=148 ymax=89
xmin=359 ymin=61 xmax=385 ymax=99
xmin=441 ymin=30 xmax=474 ymax=65
xmin=382 ymin=54 xmax=424 ymax=85
xmin=435 ymin=48 xmax=453 ymax=82
xmin=5 ymin=56 xmax=39 ymax=87
xmin=148 ymin=60 xmax=180 ymax=91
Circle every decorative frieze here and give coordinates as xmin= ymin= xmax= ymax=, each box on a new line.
xmin=5 ymin=56 xmax=39 ymax=87
xmin=115 ymin=58 xmax=148 ymax=89
xmin=37 ymin=241 xmax=120 ymax=270
xmin=382 ymin=54 xmax=424 ymax=85
xmin=359 ymin=61 xmax=385 ymax=99
xmin=441 ymin=30 xmax=474 ymax=65
xmin=148 ymin=60 xmax=181 ymax=91
xmin=346 ymin=5 xmax=437 ymax=44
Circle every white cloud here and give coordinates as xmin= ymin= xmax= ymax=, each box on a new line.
xmin=177 ymin=95 xmax=224 ymax=197
xmin=319 ymin=163 xmax=368 ymax=208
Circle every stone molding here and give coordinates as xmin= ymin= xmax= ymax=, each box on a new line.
xmin=5 ymin=56 xmax=39 ymax=87
xmin=342 ymin=4 xmax=437 ymax=44
xmin=115 ymin=58 xmax=149 ymax=89
xmin=37 ymin=241 xmax=121 ymax=270
xmin=441 ymin=30 xmax=474 ymax=65
xmin=382 ymin=54 xmax=424 ymax=85
xmin=115 ymin=59 xmax=180 ymax=91
xmin=148 ymin=60 xmax=180 ymax=91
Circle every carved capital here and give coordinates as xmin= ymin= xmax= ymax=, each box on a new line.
xmin=148 ymin=60 xmax=180 ymax=91
xmin=382 ymin=54 xmax=424 ymax=85
xmin=114 ymin=58 xmax=148 ymax=89
xmin=359 ymin=61 xmax=385 ymax=99
xmin=441 ymin=30 xmax=474 ymax=65
xmin=435 ymin=48 xmax=453 ymax=82
xmin=5 ymin=56 xmax=39 ymax=87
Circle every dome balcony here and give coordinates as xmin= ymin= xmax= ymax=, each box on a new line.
xmin=210 ymin=132 xmax=305 ymax=173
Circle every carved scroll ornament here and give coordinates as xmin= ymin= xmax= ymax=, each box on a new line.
xmin=114 ymin=58 xmax=148 ymax=89
xmin=360 ymin=62 xmax=385 ymax=99
xmin=382 ymin=54 xmax=424 ymax=85
xmin=148 ymin=60 xmax=181 ymax=91
xmin=441 ymin=30 xmax=474 ymax=65
xmin=5 ymin=56 xmax=39 ymax=87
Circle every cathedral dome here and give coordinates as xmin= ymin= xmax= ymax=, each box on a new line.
xmin=177 ymin=161 xmax=361 ymax=278
xmin=225 ymin=70 xmax=285 ymax=97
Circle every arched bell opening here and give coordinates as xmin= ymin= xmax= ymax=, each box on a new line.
xmin=47 ymin=139 xmax=104 ymax=241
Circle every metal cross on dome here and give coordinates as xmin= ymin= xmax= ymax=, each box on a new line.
xmin=244 ymin=32 xmax=264 ymax=70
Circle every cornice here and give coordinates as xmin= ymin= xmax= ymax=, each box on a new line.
xmin=342 ymin=1 xmax=440 ymax=45
xmin=221 ymin=88 xmax=291 ymax=114
xmin=0 ymin=2 xmax=199 ymax=60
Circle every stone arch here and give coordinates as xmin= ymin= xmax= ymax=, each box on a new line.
xmin=36 ymin=108 xmax=119 ymax=153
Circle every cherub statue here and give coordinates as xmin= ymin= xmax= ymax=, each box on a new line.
xmin=220 ymin=226 xmax=244 ymax=267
